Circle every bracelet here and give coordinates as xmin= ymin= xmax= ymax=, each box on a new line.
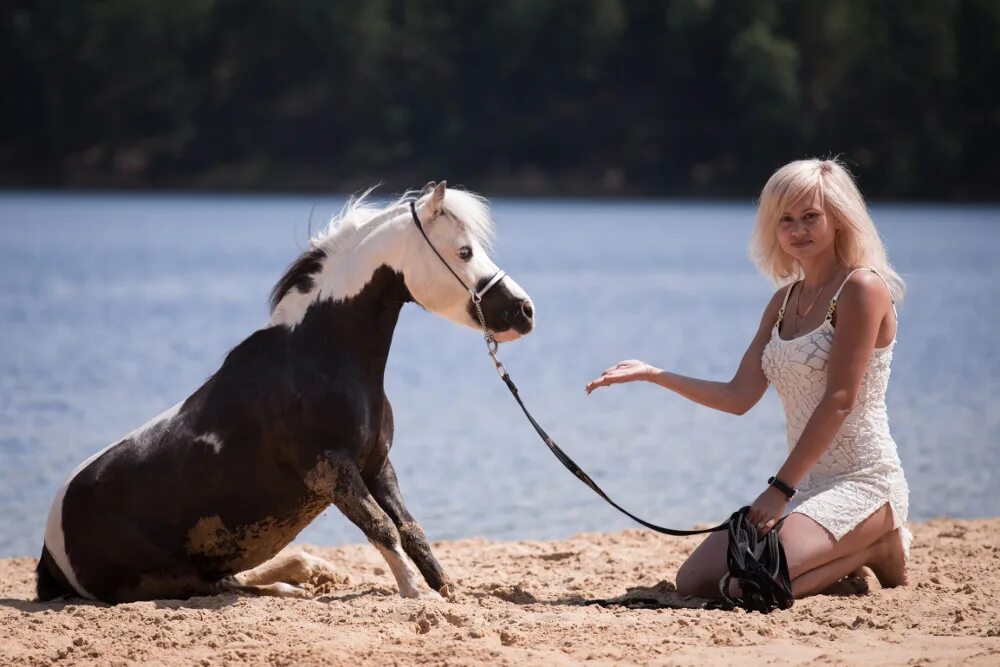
xmin=768 ymin=475 xmax=797 ymax=500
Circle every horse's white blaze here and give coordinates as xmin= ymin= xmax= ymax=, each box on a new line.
xmin=372 ymin=542 xmax=423 ymax=599
xmin=44 ymin=401 xmax=182 ymax=599
xmin=194 ymin=432 xmax=223 ymax=454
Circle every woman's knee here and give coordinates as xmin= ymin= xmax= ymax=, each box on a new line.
xmin=674 ymin=560 xmax=718 ymax=599
xmin=674 ymin=533 xmax=729 ymax=598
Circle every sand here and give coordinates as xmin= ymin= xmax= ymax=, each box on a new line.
xmin=1 ymin=519 xmax=997 ymax=666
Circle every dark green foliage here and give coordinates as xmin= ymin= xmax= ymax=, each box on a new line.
xmin=1 ymin=0 xmax=996 ymax=198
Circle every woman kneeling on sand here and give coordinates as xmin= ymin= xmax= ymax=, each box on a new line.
xmin=586 ymin=158 xmax=909 ymax=599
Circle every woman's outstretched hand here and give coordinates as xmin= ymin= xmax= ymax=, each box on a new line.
xmin=585 ymin=360 xmax=659 ymax=394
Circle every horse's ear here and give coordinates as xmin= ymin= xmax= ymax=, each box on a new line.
xmin=429 ymin=180 xmax=447 ymax=215
xmin=420 ymin=181 xmax=436 ymax=195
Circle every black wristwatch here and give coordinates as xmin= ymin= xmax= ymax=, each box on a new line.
xmin=768 ymin=475 xmax=797 ymax=500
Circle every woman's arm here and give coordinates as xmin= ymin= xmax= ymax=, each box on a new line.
xmin=585 ymin=288 xmax=786 ymax=415
xmin=749 ymin=272 xmax=892 ymax=531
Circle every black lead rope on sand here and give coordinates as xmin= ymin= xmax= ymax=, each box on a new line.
xmin=409 ymin=199 xmax=794 ymax=613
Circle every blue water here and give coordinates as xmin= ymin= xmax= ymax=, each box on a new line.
xmin=1 ymin=194 xmax=997 ymax=558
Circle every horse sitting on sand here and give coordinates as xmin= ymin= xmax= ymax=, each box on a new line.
xmin=36 ymin=181 xmax=534 ymax=603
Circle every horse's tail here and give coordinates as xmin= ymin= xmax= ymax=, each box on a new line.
xmin=36 ymin=544 xmax=74 ymax=601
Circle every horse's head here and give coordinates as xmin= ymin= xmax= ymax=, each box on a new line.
xmin=403 ymin=181 xmax=534 ymax=343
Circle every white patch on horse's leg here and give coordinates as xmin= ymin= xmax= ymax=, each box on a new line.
xmin=193 ymin=432 xmax=223 ymax=454
xmin=235 ymin=559 xmax=283 ymax=586
xmin=221 ymin=579 xmax=310 ymax=599
xmin=294 ymin=551 xmax=338 ymax=580
xmin=44 ymin=401 xmax=183 ymax=600
xmin=372 ymin=542 xmax=426 ymax=599
xmin=236 ymin=550 xmax=336 ymax=586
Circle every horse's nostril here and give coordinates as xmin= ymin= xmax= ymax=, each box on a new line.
xmin=521 ymin=301 xmax=534 ymax=320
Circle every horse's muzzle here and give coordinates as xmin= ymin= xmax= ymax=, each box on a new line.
xmin=492 ymin=298 xmax=534 ymax=342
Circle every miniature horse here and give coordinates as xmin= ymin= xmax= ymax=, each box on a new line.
xmin=37 ymin=182 xmax=534 ymax=603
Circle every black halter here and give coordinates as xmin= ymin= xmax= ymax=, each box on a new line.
xmin=408 ymin=201 xmax=506 ymax=303
xmin=409 ymin=199 xmax=793 ymax=613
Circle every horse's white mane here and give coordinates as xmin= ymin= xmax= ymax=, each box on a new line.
xmin=268 ymin=185 xmax=499 ymax=324
xmin=310 ymin=186 xmax=496 ymax=253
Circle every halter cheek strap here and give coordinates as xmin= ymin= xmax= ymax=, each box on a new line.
xmin=408 ymin=200 xmax=506 ymax=303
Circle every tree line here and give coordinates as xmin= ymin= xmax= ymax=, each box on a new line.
xmin=2 ymin=0 xmax=997 ymax=198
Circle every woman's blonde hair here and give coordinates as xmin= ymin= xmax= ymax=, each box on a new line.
xmin=750 ymin=158 xmax=905 ymax=302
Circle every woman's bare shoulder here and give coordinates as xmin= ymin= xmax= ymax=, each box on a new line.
xmin=838 ymin=269 xmax=893 ymax=310
xmin=767 ymin=283 xmax=793 ymax=311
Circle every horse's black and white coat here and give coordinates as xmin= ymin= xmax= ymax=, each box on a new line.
xmin=38 ymin=182 xmax=534 ymax=603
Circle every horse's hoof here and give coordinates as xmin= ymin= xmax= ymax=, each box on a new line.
xmin=438 ymin=582 xmax=458 ymax=601
xmin=398 ymin=586 xmax=423 ymax=599
xmin=399 ymin=588 xmax=442 ymax=601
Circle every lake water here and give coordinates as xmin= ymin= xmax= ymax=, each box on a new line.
xmin=1 ymin=194 xmax=997 ymax=558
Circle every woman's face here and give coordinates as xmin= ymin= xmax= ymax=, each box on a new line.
xmin=776 ymin=189 xmax=837 ymax=263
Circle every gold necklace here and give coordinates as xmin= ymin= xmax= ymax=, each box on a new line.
xmin=794 ymin=272 xmax=838 ymax=320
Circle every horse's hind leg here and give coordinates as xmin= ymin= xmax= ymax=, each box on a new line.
xmin=370 ymin=459 xmax=455 ymax=598
xmin=236 ymin=550 xmax=338 ymax=588
xmin=220 ymin=577 xmax=311 ymax=599
xmin=321 ymin=458 xmax=428 ymax=599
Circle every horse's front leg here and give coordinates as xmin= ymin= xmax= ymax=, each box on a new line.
xmin=313 ymin=457 xmax=430 ymax=599
xmin=369 ymin=459 xmax=456 ymax=599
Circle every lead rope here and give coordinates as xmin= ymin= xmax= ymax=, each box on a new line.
xmin=409 ymin=200 xmax=793 ymax=612
xmin=713 ymin=509 xmax=794 ymax=612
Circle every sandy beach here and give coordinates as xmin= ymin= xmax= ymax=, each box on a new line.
xmin=1 ymin=519 xmax=997 ymax=666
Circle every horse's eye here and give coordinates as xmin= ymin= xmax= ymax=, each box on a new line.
xmin=458 ymin=246 xmax=473 ymax=261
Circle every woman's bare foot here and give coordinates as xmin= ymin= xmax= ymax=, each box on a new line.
xmin=856 ymin=566 xmax=882 ymax=591
xmin=867 ymin=529 xmax=908 ymax=588
xmin=820 ymin=577 xmax=866 ymax=596
xmin=820 ymin=567 xmax=874 ymax=596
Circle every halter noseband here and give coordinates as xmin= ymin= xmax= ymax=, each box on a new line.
xmin=408 ymin=200 xmax=506 ymax=304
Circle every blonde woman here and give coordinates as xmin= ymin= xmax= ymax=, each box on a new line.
xmin=586 ymin=159 xmax=909 ymax=599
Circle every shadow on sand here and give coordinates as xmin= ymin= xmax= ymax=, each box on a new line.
xmin=565 ymin=580 xmax=707 ymax=611
xmin=2 ymin=579 xmax=708 ymax=613
xmin=456 ymin=579 xmax=707 ymax=610
xmin=0 ymin=592 xmax=251 ymax=614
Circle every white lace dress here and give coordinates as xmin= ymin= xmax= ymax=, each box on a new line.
xmin=761 ymin=268 xmax=911 ymax=556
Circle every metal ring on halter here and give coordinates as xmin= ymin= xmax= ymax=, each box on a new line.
xmin=472 ymin=299 xmax=499 ymax=355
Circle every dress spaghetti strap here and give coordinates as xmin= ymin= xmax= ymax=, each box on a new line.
xmin=826 ymin=267 xmax=897 ymax=322
xmin=775 ymin=280 xmax=800 ymax=328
